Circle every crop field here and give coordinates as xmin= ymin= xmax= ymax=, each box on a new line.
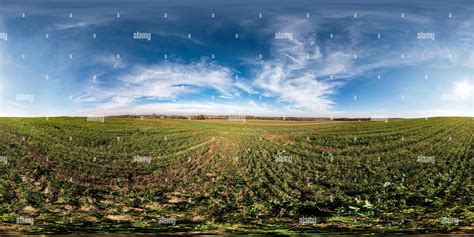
xmin=0 ymin=117 xmax=472 ymax=234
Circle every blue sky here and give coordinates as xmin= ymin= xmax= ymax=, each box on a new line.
xmin=0 ymin=0 xmax=472 ymax=117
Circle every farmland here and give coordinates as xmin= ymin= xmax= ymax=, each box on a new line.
xmin=0 ymin=117 xmax=472 ymax=234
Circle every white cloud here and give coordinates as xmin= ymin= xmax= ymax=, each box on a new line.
xmin=74 ymin=11 xmax=473 ymax=117
xmin=218 ymin=95 xmax=232 ymax=99
xmin=122 ymin=60 xmax=236 ymax=97
xmin=78 ymin=100 xmax=338 ymax=117
xmin=55 ymin=22 xmax=91 ymax=30
xmin=250 ymin=11 xmax=474 ymax=116
xmin=252 ymin=17 xmax=338 ymax=113
xmin=94 ymin=54 xmax=125 ymax=69
xmin=77 ymin=59 xmax=242 ymax=106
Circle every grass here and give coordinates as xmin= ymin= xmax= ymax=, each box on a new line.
xmin=0 ymin=117 xmax=472 ymax=234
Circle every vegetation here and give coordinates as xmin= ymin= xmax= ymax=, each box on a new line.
xmin=0 ymin=117 xmax=472 ymax=234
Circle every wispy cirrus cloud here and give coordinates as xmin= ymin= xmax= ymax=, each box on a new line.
xmin=78 ymin=9 xmax=473 ymax=116
xmin=251 ymin=17 xmax=346 ymax=112
xmin=76 ymin=59 xmax=241 ymax=105
xmin=1 ymin=0 xmax=472 ymax=117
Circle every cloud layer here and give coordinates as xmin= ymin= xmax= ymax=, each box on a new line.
xmin=0 ymin=0 xmax=472 ymax=117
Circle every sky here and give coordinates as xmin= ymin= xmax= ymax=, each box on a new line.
xmin=0 ymin=0 xmax=473 ymax=117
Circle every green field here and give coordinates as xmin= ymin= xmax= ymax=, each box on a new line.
xmin=0 ymin=117 xmax=472 ymax=234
